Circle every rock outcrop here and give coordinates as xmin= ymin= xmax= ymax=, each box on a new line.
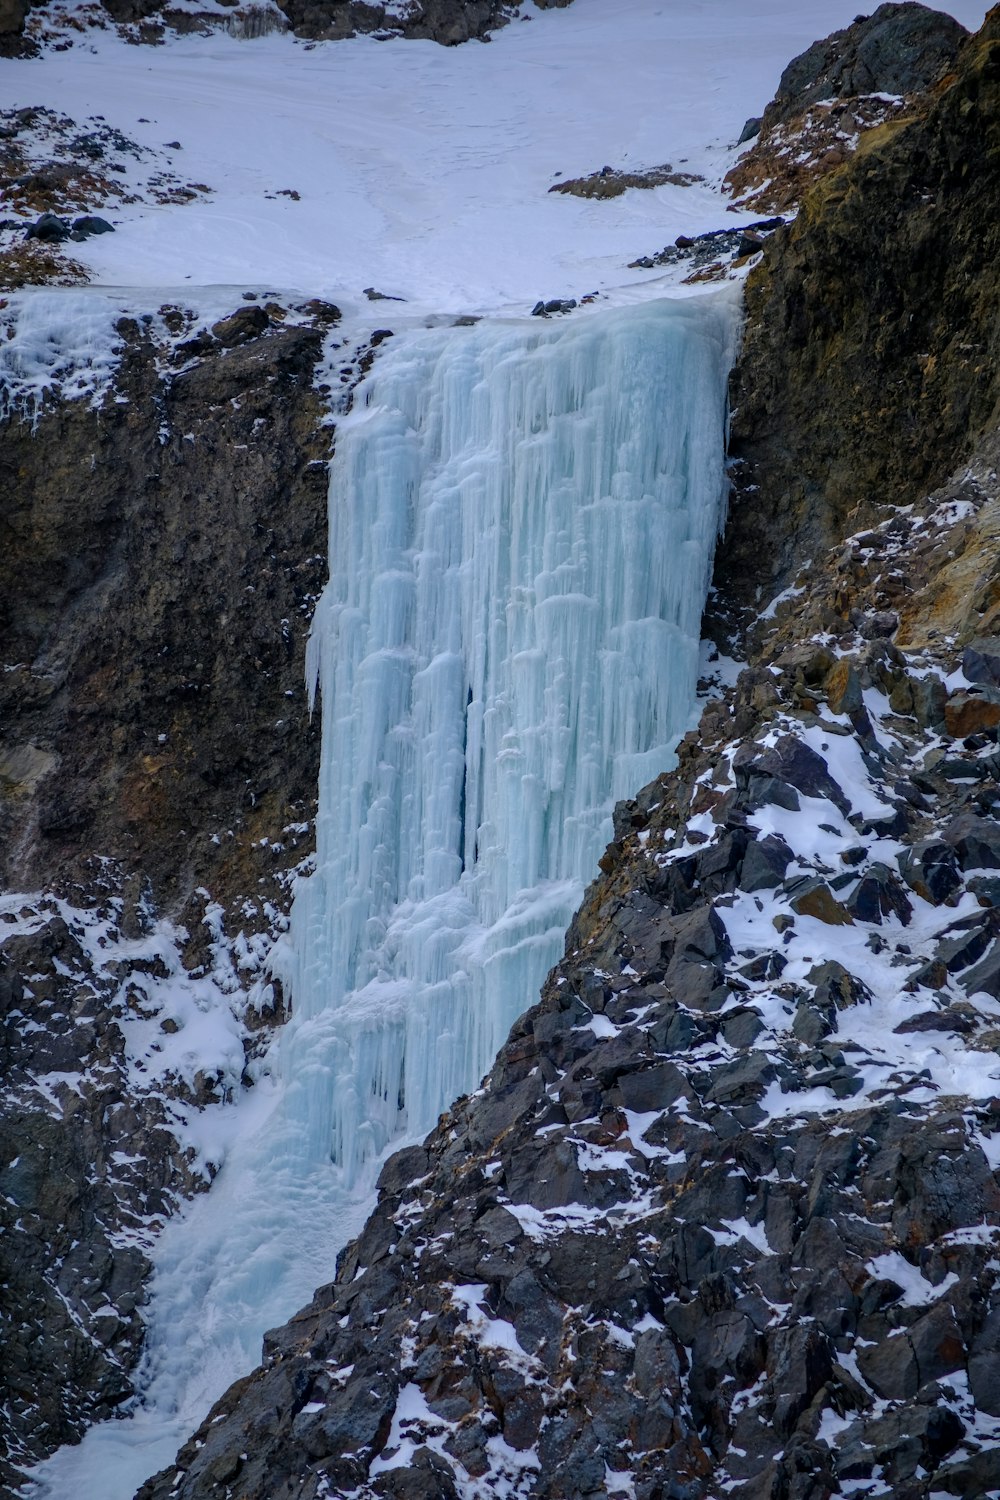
xmin=720 ymin=6 xmax=1000 ymax=616
xmin=725 ymin=3 xmax=968 ymax=215
xmin=18 ymin=0 xmax=572 ymax=49
xmin=0 ymin=302 xmax=338 ymax=1483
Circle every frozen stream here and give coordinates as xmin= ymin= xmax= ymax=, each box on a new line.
xmin=30 ymin=291 xmax=738 ymax=1498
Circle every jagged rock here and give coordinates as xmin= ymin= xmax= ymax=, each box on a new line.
xmin=912 ymin=673 xmax=948 ymax=729
xmin=762 ymin=3 xmax=967 ymax=129
xmin=961 ymin=941 xmax=1000 ymax=1001
xmin=936 ymin=913 xmax=996 ymax=974
xmin=898 ymin=839 xmax=962 ymax=904
xmin=825 ymin=658 xmax=863 ymax=714
xmin=943 ymin=811 xmax=1000 ymax=870
xmin=963 ymin=635 xmax=1000 ymax=687
xmin=893 ymin=1006 xmax=976 ymax=1036
xmin=788 ymin=879 xmax=854 ymax=926
xmin=845 ymin=862 xmax=912 ymax=925
xmin=944 ymin=687 xmax=1000 ymax=736
xmin=211 ymin=304 xmax=270 ymax=346
xmin=531 ymin=298 xmax=577 ymax=317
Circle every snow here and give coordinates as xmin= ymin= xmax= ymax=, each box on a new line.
xmin=0 ymin=289 xmax=125 ymax=424
xmin=0 ymin=1 xmax=988 ymax=317
xmin=865 ymin=1252 xmax=960 ymax=1308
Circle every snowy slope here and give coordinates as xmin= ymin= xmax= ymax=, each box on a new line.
xmin=0 ymin=0 xmax=988 ymax=317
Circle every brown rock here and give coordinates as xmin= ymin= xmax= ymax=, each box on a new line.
xmin=0 ymin=0 xmax=25 ymax=34
xmin=791 ymin=883 xmax=854 ymax=926
xmin=825 ymin=659 xmax=863 ymax=715
xmin=944 ymin=690 xmax=1000 ymax=737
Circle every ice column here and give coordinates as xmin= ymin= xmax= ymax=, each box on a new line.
xmin=288 ymin=292 xmax=738 ymax=1184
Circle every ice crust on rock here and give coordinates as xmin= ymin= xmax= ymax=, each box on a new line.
xmin=0 ymin=290 xmax=125 ymax=424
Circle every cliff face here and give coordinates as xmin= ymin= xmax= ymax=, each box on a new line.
xmin=134 ymin=11 xmax=1000 ymax=1500
xmin=719 ymin=8 xmax=1000 ymax=618
xmin=0 ymin=304 xmax=338 ymax=1482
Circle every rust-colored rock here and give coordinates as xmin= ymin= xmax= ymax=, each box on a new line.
xmin=791 ymin=883 xmax=855 ymax=926
xmin=944 ymin=690 xmax=1000 ymax=737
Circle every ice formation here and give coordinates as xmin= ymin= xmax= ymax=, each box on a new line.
xmin=29 ymin=291 xmax=738 ymax=1499
xmin=289 ymin=294 xmax=739 ymax=1184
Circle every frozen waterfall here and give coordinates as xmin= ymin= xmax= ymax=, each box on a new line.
xmin=29 ymin=290 xmax=738 ymax=1500
xmin=288 ymin=293 xmax=739 ymax=1183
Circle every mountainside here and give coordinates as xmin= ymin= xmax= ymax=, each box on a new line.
xmin=0 ymin=299 xmax=340 ymax=1483
xmin=133 ymin=10 xmax=1000 ymax=1499
xmin=1 ymin=0 xmax=572 ymax=55
xmin=3 ymin=3 xmax=1000 ymax=1498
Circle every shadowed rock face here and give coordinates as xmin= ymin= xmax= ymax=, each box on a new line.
xmin=0 ymin=311 xmax=333 ymax=1484
xmin=719 ymin=8 xmax=1000 ymax=616
xmin=0 ymin=316 xmax=329 ymax=918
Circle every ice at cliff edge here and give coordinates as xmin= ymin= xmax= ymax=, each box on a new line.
xmin=30 ymin=290 xmax=739 ymax=1500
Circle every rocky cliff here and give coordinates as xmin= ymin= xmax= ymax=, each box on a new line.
xmin=0 ymin=299 xmax=341 ymax=1484
xmin=130 ymin=10 xmax=1000 ymax=1499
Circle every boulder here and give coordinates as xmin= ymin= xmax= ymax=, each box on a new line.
xmin=845 ymin=862 xmax=912 ymax=925
xmin=25 ymin=213 xmax=70 ymax=243
xmin=763 ymin=3 xmax=967 ymax=129
xmin=942 ymin=812 xmax=1000 ymax=870
xmin=69 ymin=215 xmax=115 ymax=239
xmin=825 ymin=658 xmax=863 ymax=715
xmin=789 ymin=879 xmax=854 ymax=926
xmin=898 ymin=839 xmax=962 ymax=904
xmin=211 ymin=305 xmax=270 ymax=346
xmin=963 ymin=635 xmax=1000 ymax=688
xmin=944 ymin=687 xmax=1000 ymax=736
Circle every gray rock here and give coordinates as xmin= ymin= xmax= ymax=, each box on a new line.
xmin=898 ymin=838 xmax=962 ymax=904
xmin=740 ymin=834 xmax=792 ymax=892
xmin=766 ymin=3 xmax=967 ymax=127
xmin=963 ymin=634 xmax=1000 ymax=687
xmin=942 ymin=811 xmax=1000 ymax=870
xmin=845 ymin=861 xmax=912 ymax=925
xmin=25 ymin=211 xmax=70 ymax=242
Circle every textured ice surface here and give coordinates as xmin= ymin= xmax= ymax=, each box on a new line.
xmin=27 ymin=292 xmax=737 ymax=1499
xmin=290 ymin=293 xmax=739 ymax=1184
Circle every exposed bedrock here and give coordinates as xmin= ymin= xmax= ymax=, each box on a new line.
xmin=0 ymin=310 xmax=332 ymax=1483
xmin=720 ymin=5 xmax=1000 ymax=616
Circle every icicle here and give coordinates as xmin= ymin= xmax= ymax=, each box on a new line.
xmin=289 ymin=292 xmax=739 ymax=1183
